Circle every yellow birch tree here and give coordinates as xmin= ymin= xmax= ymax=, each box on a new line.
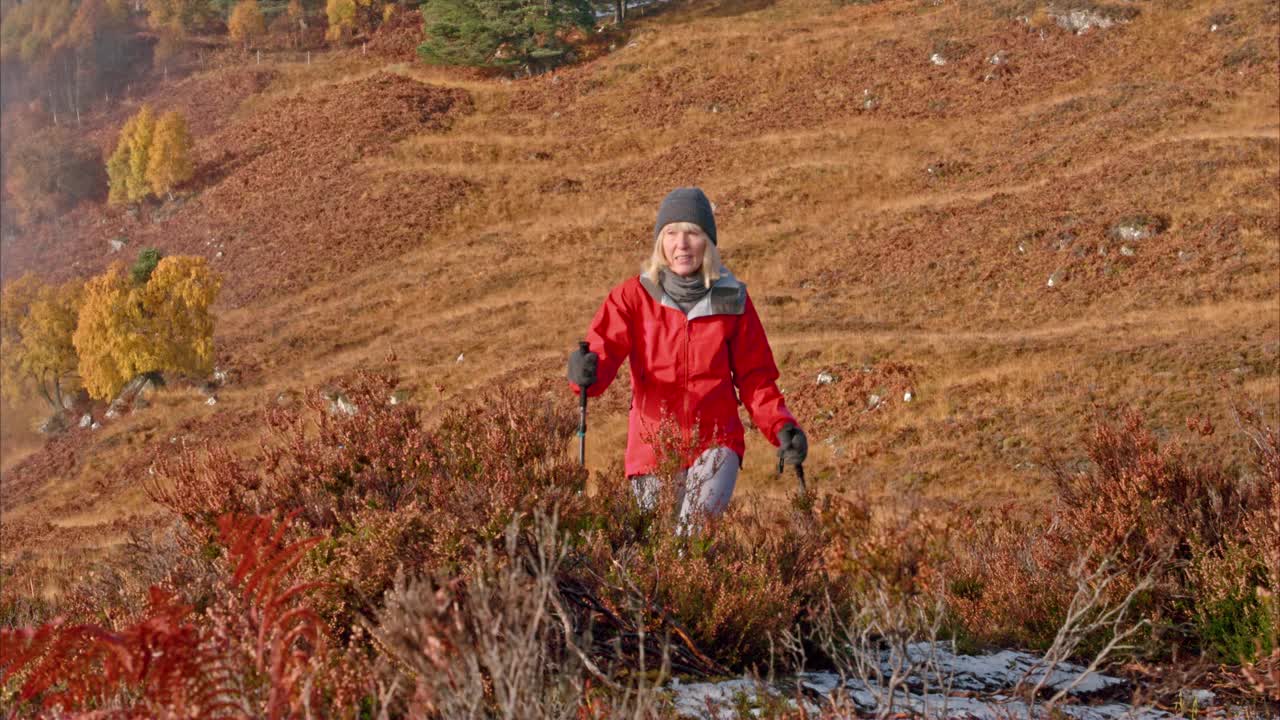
xmin=74 ymin=262 xmax=150 ymax=400
xmin=326 ymin=0 xmax=376 ymax=42
xmin=142 ymin=256 xmax=221 ymax=378
xmin=125 ymin=105 xmax=156 ymax=203
xmin=325 ymin=0 xmax=356 ymax=42
xmin=146 ymin=110 xmax=195 ymax=199
xmin=228 ymin=0 xmax=266 ymax=49
xmin=2 ymin=274 xmax=85 ymax=410
xmin=106 ymin=111 xmax=139 ymax=205
xmin=74 ymin=257 xmax=221 ymax=400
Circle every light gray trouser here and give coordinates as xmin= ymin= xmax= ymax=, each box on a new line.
xmin=630 ymin=446 xmax=740 ymax=531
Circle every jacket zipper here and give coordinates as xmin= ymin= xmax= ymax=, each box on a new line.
xmin=683 ymin=316 xmax=692 ymax=449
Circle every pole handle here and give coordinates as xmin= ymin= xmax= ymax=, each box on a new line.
xmin=577 ymin=340 xmax=590 ymax=466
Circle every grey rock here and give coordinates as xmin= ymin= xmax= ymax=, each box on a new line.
xmin=275 ymin=390 xmax=301 ymax=407
xmin=816 ymin=370 xmax=837 ymax=386
xmin=79 ymin=413 xmax=93 ymax=428
xmin=1120 ymin=245 xmax=1136 ymax=257
xmin=104 ymin=398 xmax=128 ymax=419
xmin=1047 ymin=268 xmax=1068 ymax=288
xmin=322 ymin=389 xmax=358 ymax=416
xmin=867 ymin=394 xmax=883 ymax=409
xmin=39 ymin=413 xmax=68 ymax=435
xmin=211 ymin=366 xmax=232 ymax=386
xmin=62 ymin=389 xmax=89 ymax=410
xmin=1050 ymin=7 xmax=1135 ymax=34
xmin=1110 ymin=214 xmax=1169 ymax=242
xmin=109 ymin=237 xmax=127 ymax=253
xmin=929 ymin=52 xmax=947 ymax=66
xmin=109 ymin=373 xmax=163 ymax=415
xmin=205 ymin=396 xmax=218 ymax=406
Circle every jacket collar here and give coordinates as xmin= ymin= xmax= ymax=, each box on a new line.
xmin=639 ymin=268 xmax=747 ymax=319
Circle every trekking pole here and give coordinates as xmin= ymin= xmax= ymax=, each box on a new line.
xmin=778 ymin=456 xmax=807 ymax=497
xmin=577 ymin=340 xmax=591 ymax=466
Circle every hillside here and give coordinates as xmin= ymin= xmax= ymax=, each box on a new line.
xmin=1 ymin=0 xmax=1277 ymax=662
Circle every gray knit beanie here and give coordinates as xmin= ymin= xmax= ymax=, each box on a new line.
xmin=653 ymin=187 xmax=717 ymax=245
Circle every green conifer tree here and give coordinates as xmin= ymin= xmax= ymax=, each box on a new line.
xmin=418 ymin=0 xmax=593 ymax=70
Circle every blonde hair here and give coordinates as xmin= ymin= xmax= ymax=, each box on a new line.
xmin=643 ymin=222 xmax=723 ymax=289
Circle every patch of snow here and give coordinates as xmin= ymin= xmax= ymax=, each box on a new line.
xmin=668 ymin=644 xmax=1188 ymax=719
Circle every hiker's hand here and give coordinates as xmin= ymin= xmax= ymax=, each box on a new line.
xmin=568 ymin=345 xmax=598 ymax=387
xmin=777 ymin=423 xmax=807 ymax=468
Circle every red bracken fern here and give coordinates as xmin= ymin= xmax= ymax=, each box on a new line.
xmin=0 ymin=513 xmax=331 ymax=718
xmin=1 ymin=587 xmax=212 ymax=716
xmin=214 ymin=512 xmax=330 ymax=719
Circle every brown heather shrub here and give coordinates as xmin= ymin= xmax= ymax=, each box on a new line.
xmin=817 ymin=495 xmax=949 ymax=601
xmin=576 ymin=480 xmax=829 ymax=672
xmin=148 ymin=374 xmax=858 ymax=679
xmin=1049 ymin=406 xmax=1278 ymax=661
xmin=1051 ymin=408 xmax=1247 ymax=571
xmin=61 ymin=519 xmax=219 ymax=630
xmin=44 ymin=368 xmax=1276 ymax=715
xmin=943 ymin=404 xmax=1278 ymax=670
xmin=945 ymin=505 xmax=1072 ymax=650
xmin=0 ymin=513 xmax=353 ymax=718
xmin=149 ymin=369 xmax=589 ymax=630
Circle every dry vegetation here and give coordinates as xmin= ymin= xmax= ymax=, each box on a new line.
xmin=1 ymin=0 xmax=1278 ymax=713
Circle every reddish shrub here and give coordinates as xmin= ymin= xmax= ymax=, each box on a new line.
xmin=150 ymin=370 xmax=588 ymax=630
xmin=948 ymin=404 xmax=1279 ymax=664
xmin=945 ymin=504 xmax=1072 ymax=650
xmin=1 ymin=514 xmax=339 ymax=718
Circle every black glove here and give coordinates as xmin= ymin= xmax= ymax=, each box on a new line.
xmin=567 ymin=345 xmax=599 ymax=387
xmin=777 ymin=423 xmax=808 ymax=468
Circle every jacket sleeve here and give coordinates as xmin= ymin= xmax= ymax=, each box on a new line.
xmin=569 ymin=285 xmax=632 ymax=398
xmin=729 ymin=293 xmax=796 ymax=446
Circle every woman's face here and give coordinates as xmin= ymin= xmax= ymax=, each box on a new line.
xmin=661 ymin=224 xmax=707 ymax=277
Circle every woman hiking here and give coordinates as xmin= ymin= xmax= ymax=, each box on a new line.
xmin=567 ymin=187 xmax=808 ymax=529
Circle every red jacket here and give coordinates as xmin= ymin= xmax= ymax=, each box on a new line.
xmin=570 ymin=270 xmax=796 ymax=476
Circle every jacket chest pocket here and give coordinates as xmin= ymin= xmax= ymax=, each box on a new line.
xmin=637 ymin=317 xmax=680 ymax=384
xmin=688 ymin=317 xmax=734 ymax=379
